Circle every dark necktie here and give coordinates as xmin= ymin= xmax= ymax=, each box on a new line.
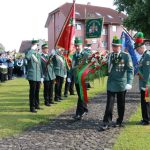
xmin=114 ymin=53 xmax=118 ymax=60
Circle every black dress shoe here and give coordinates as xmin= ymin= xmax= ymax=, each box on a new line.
xmin=64 ymin=94 xmax=68 ymax=97
xmin=81 ymin=112 xmax=87 ymax=117
xmin=45 ymin=103 xmax=51 ymax=106
xmin=49 ymin=101 xmax=55 ymax=104
xmin=98 ymin=124 xmax=109 ymax=131
xmin=54 ymin=98 xmax=61 ymax=102
xmin=113 ymin=123 xmax=125 ymax=128
xmin=72 ymin=115 xmax=82 ymax=120
xmin=35 ymin=106 xmax=41 ymax=109
xmin=70 ymin=93 xmax=75 ymax=95
xmin=30 ymin=109 xmax=37 ymax=113
xmin=137 ymin=120 xmax=149 ymax=125
xmin=59 ymin=97 xmax=64 ymax=100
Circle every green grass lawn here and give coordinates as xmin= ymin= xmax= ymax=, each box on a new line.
xmin=0 ymin=78 xmax=106 ymax=138
xmin=113 ymin=106 xmax=150 ymax=150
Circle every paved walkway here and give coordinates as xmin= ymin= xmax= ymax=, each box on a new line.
xmin=0 ymin=91 xmax=140 ymax=150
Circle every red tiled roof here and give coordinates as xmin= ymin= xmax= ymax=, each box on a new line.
xmin=45 ymin=3 xmax=126 ymax=27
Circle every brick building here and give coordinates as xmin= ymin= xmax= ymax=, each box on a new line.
xmin=45 ymin=3 xmax=127 ymax=51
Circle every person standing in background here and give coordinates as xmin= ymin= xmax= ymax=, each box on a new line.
xmin=52 ymin=48 xmax=67 ymax=102
xmin=25 ymin=39 xmax=42 ymax=113
xmin=41 ymin=43 xmax=56 ymax=106
xmin=135 ymin=32 xmax=150 ymax=125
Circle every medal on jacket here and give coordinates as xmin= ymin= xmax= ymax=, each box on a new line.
xmin=111 ymin=53 xmax=122 ymax=65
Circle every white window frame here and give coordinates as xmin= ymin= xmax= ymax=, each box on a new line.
xmin=102 ymin=28 xmax=107 ymax=35
xmin=92 ymin=39 xmax=97 ymax=44
xmin=112 ymin=25 xmax=117 ymax=32
xmin=76 ymin=23 xmax=82 ymax=30
xmin=102 ymin=41 xmax=107 ymax=48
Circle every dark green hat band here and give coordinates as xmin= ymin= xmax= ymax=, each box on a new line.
xmin=32 ymin=40 xmax=39 ymax=44
xmin=42 ymin=43 xmax=48 ymax=49
xmin=74 ymin=37 xmax=82 ymax=45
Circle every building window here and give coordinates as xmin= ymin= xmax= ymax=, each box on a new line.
xmin=102 ymin=28 xmax=107 ymax=35
xmin=76 ymin=23 xmax=82 ymax=30
xmin=102 ymin=41 xmax=107 ymax=48
xmin=92 ymin=39 xmax=97 ymax=44
xmin=112 ymin=25 xmax=117 ymax=32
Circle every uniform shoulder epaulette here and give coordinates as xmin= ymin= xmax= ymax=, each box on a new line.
xmin=146 ymin=50 xmax=150 ymax=57
xmin=109 ymin=52 xmax=113 ymax=55
xmin=146 ymin=50 xmax=150 ymax=54
xmin=121 ymin=51 xmax=128 ymax=55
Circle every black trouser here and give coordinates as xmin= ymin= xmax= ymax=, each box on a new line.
xmin=44 ymin=80 xmax=54 ymax=104
xmin=103 ymin=90 xmax=126 ymax=124
xmin=28 ymin=80 xmax=40 ymax=110
xmin=0 ymin=73 xmax=5 ymax=82
xmin=64 ymin=77 xmax=75 ymax=95
xmin=141 ymin=90 xmax=150 ymax=123
xmin=16 ymin=67 xmax=23 ymax=77
xmin=64 ymin=74 xmax=75 ymax=96
xmin=8 ymin=67 xmax=13 ymax=80
xmin=75 ymin=83 xmax=88 ymax=116
xmin=86 ymin=82 xmax=91 ymax=89
xmin=70 ymin=75 xmax=75 ymax=94
xmin=55 ymin=76 xmax=64 ymax=99
xmin=64 ymin=79 xmax=70 ymax=96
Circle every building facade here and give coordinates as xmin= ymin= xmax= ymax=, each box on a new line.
xmin=45 ymin=3 xmax=127 ymax=52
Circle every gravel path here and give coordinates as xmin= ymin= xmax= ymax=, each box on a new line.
xmin=0 ymin=77 xmax=140 ymax=150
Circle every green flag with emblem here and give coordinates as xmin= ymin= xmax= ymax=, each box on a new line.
xmin=85 ymin=18 xmax=103 ymax=39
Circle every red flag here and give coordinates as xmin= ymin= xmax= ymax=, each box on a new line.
xmin=55 ymin=1 xmax=75 ymax=57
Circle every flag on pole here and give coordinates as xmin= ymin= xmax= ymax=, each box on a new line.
xmin=55 ymin=1 xmax=76 ymax=57
xmin=121 ymin=31 xmax=139 ymax=74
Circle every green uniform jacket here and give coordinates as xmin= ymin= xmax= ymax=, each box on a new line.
xmin=139 ymin=50 xmax=150 ymax=89
xmin=82 ymin=47 xmax=92 ymax=59
xmin=72 ymin=48 xmax=91 ymax=84
xmin=72 ymin=51 xmax=84 ymax=84
xmin=52 ymin=54 xmax=67 ymax=78
xmin=41 ymin=53 xmax=56 ymax=81
xmin=107 ymin=51 xmax=134 ymax=92
xmin=25 ymin=49 xmax=41 ymax=81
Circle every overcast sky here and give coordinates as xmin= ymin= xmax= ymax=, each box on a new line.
xmin=0 ymin=0 xmax=115 ymax=51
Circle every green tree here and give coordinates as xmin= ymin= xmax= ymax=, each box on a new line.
xmin=114 ymin=0 xmax=150 ymax=38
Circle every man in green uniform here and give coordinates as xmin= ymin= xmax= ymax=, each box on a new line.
xmin=72 ymin=37 xmax=88 ymax=120
xmin=64 ymin=52 xmax=75 ymax=97
xmin=135 ymin=32 xmax=150 ymax=125
xmin=25 ymin=39 xmax=41 ymax=113
xmin=99 ymin=36 xmax=134 ymax=130
xmin=52 ymin=48 xmax=67 ymax=102
xmin=41 ymin=43 xmax=56 ymax=106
